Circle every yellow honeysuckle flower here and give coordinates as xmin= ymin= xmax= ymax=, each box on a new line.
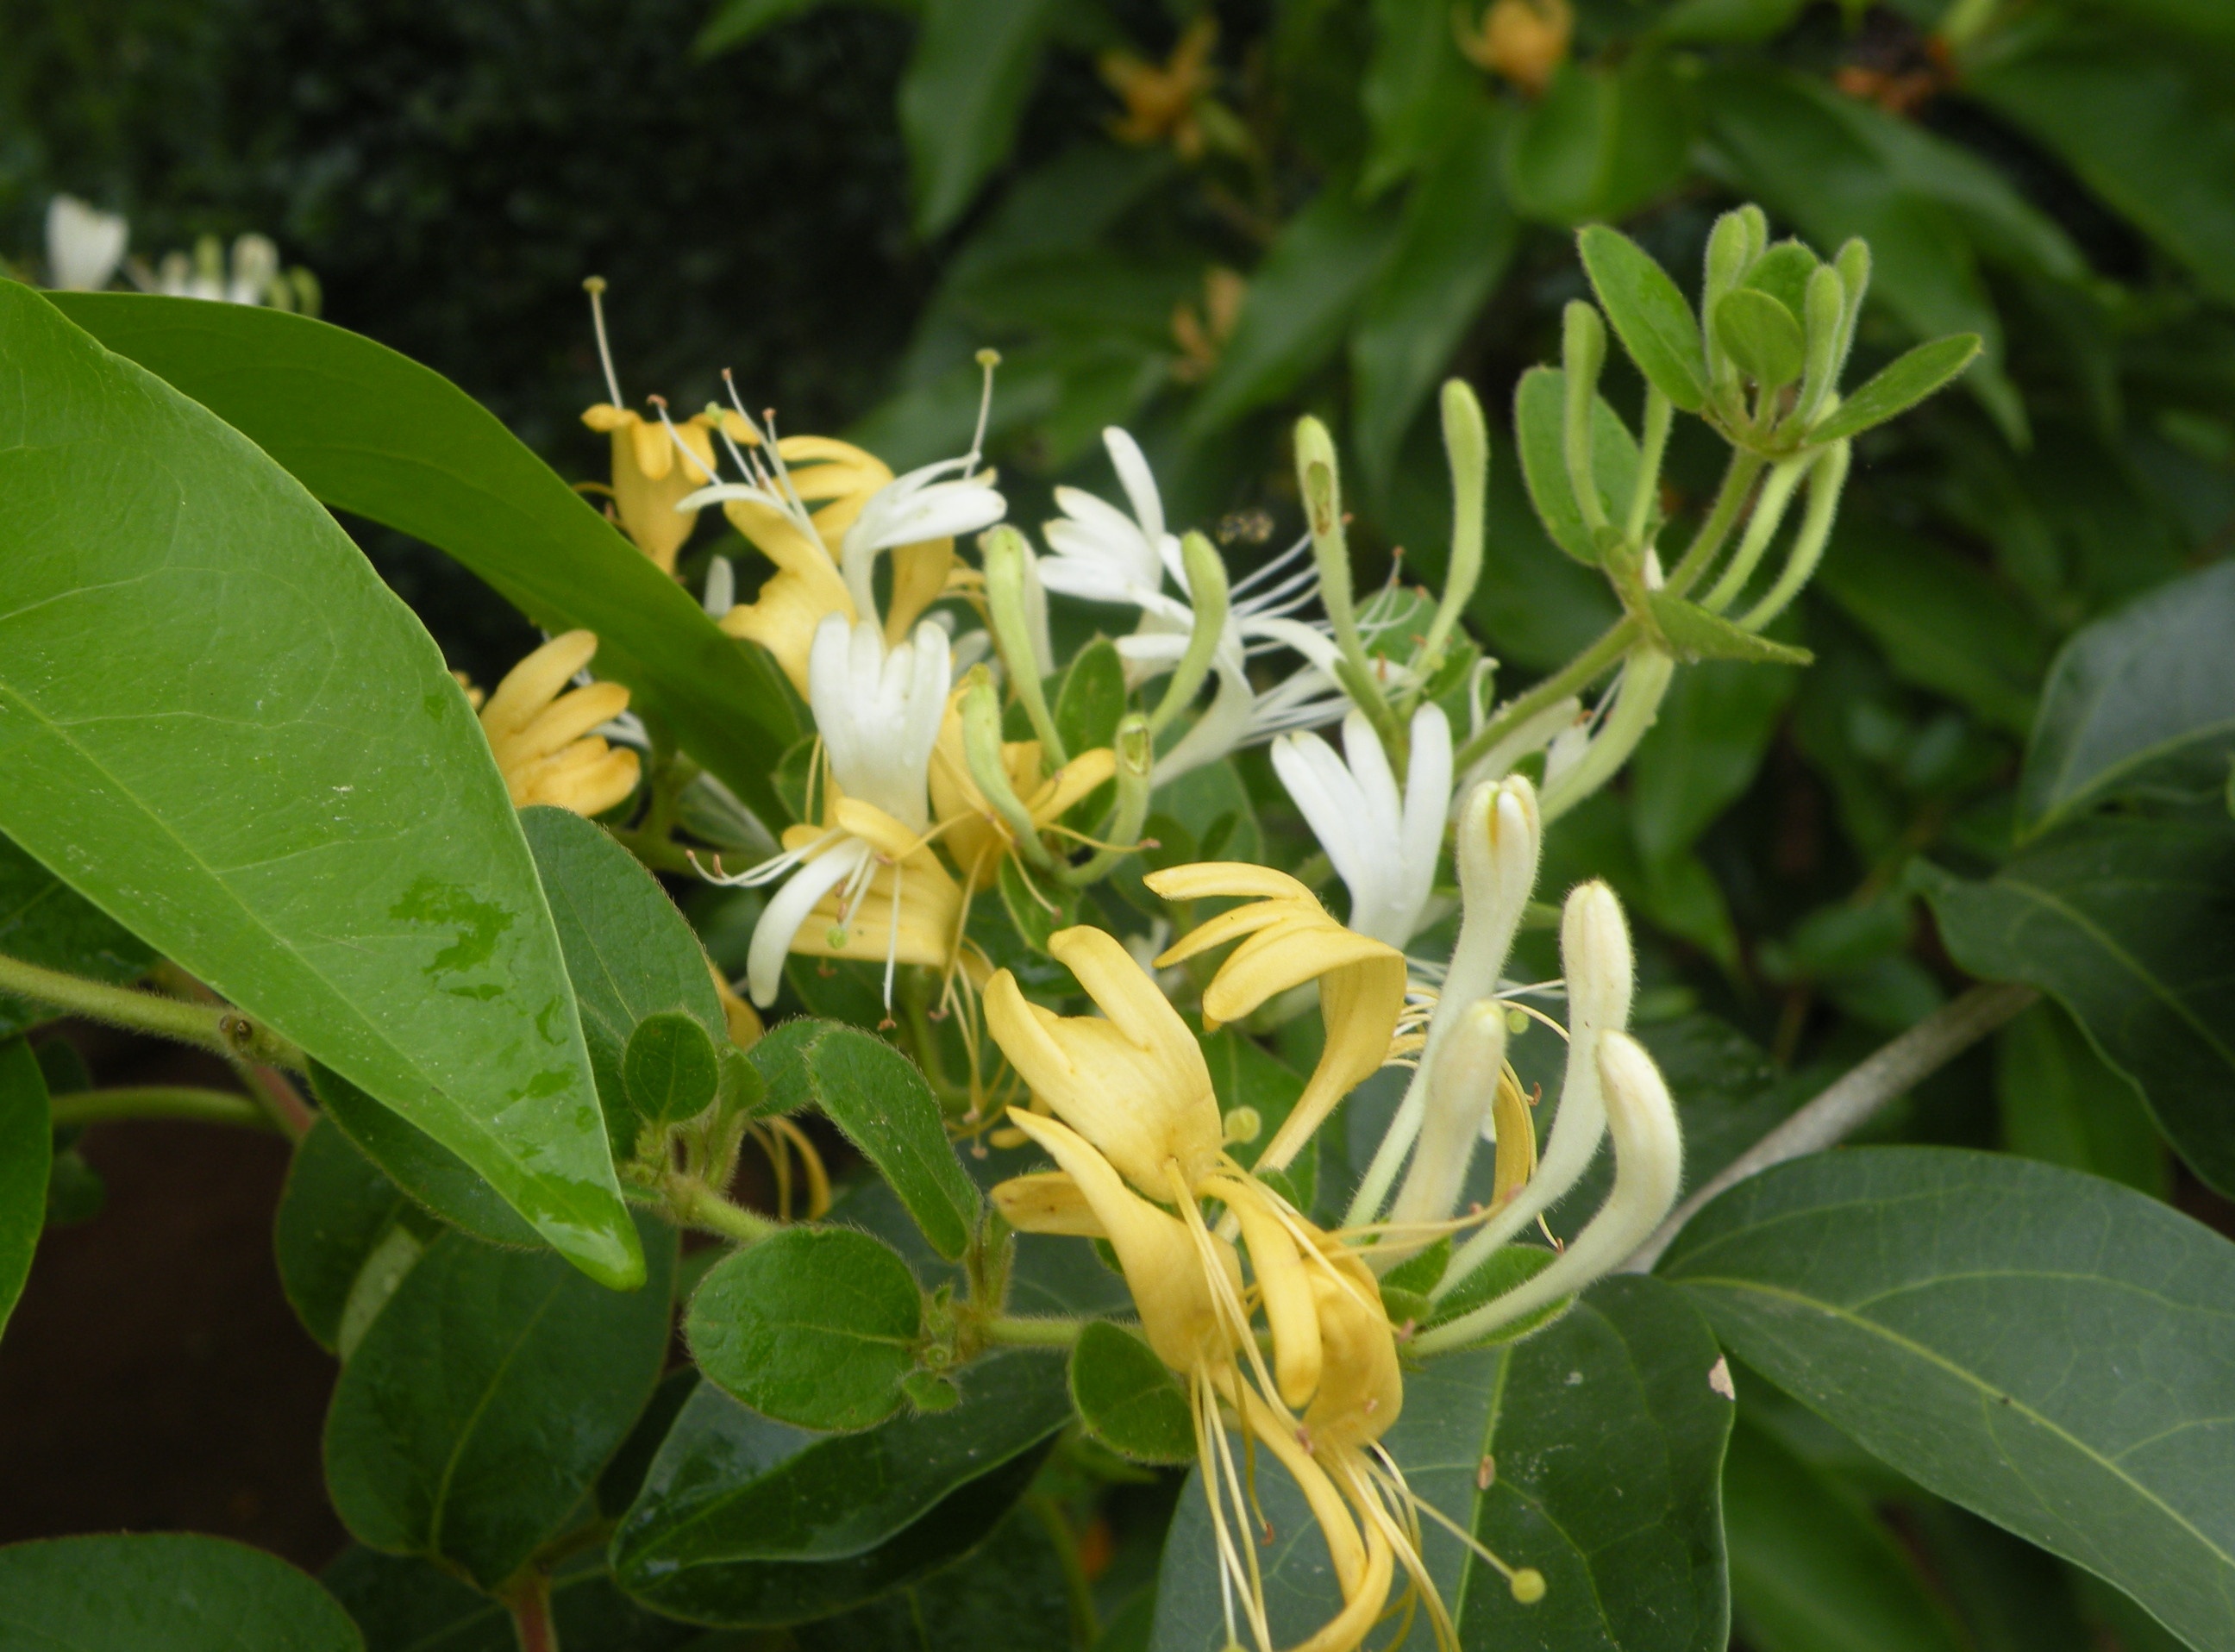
xmin=475 ymin=630 xmax=640 ymax=817
xmin=1101 ymin=16 xmax=1218 ymax=160
xmin=1456 ymin=0 xmax=1573 ymax=97
xmin=926 ymin=687 xmax=1118 ymax=889
xmin=579 ymin=402 xmax=720 ymax=573
xmin=708 ymin=961 xmax=764 ymax=1050
xmin=764 ymin=791 xmax=965 ymax=986
xmin=1144 ymin=863 xmax=1407 ymax=1174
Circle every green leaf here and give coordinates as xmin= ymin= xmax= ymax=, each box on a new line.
xmin=523 ymin=805 xmax=729 ymax=1146
xmin=1513 ymin=366 xmax=1641 ymax=565
xmin=1661 ymin=1147 xmax=2235 ymax=1652
xmin=1068 ymin=1321 xmax=1193 ymax=1465
xmin=693 ymin=0 xmax=826 ymax=58
xmin=1055 ymin=637 xmax=1129 ymax=758
xmin=1353 ymin=100 xmax=1517 ymax=487
xmin=623 ymin=1011 xmax=722 ymax=1130
xmin=0 ymin=284 xmax=636 ymax=1287
xmin=1655 ymin=0 xmax=1806 ymax=43
xmin=687 ymin=1224 xmax=924 ymax=1430
xmin=48 ymin=292 xmax=798 ymax=828
xmin=1713 ymin=288 xmax=1807 ymax=393
xmin=791 ymin=1505 xmax=1073 ymax=1652
xmin=1631 ymin=658 xmax=1800 ymax=867
xmin=898 ymin=0 xmax=1065 ymax=237
xmin=1647 ymin=595 xmax=1814 ymax=665
xmin=1361 ymin=0 xmax=1482 ymax=194
xmin=0 ymin=1039 xmax=50 ymax=1342
xmin=999 ymin=854 xmax=1080 ymax=956
xmin=0 ymin=833 xmax=154 ymax=1040
xmin=748 ymin=1020 xmax=980 ymax=1259
xmin=311 ymin=1062 xmax=543 ymax=1250
xmin=322 ymin=1546 xmax=696 ymax=1652
xmin=2018 ymin=560 xmax=2235 ymax=836
xmin=1579 ymin=224 xmax=1709 ymax=412
xmin=323 ymin=1212 xmax=676 ymax=1589
xmin=1724 ymin=1414 xmax=1971 ymax=1652
xmin=273 ymin=1116 xmax=423 ymax=1355
xmin=1998 ymin=1000 xmax=2168 ymax=1200
xmin=0 ymin=1533 xmax=362 ymax=1650
xmin=1185 ymin=189 xmax=1403 ymax=440
xmin=1503 ymin=53 xmax=1696 ymax=228
xmin=1740 ymin=239 xmax=1821 ymax=324
xmin=1914 ymin=818 xmax=2235 ymax=1195
xmin=1148 ymin=1276 xmax=1731 ymax=1651
xmin=1808 ymin=335 xmax=1982 ymax=444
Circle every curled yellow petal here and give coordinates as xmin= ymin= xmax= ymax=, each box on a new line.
xmin=990 ymin=1169 xmax=1106 ymax=1236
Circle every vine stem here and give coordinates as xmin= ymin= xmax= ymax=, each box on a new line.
xmin=0 ymin=951 xmax=302 ymax=1071
xmin=48 ymin=1086 xmax=275 ymax=1132
xmin=981 ymin=1315 xmax=1087 ymax=1349
xmin=1452 ymin=616 xmax=1637 ymax=773
xmin=1624 ymin=981 xmax=2038 ymax=1273
xmin=669 ymin=1176 xmax=779 ymax=1244
xmin=504 ymin=1572 xmax=557 ymax=1652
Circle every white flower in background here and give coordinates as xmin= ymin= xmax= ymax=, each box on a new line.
xmin=142 ymin=231 xmax=312 ymax=310
xmin=838 ymin=452 xmax=1007 ymax=618
xmin=44 ymin=196 xmax=128 ymax=291
xmin=1271 ymin=702 xmax=1453 ymax=951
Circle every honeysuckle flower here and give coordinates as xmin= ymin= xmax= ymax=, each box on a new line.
xmin=1100 ymin=15 xmax=1218 ymax=160
xmin=576 ymin=278 xmax=721 ymax=573
xmin=149 ymin=232 xmax=294 ymax=308
xmin=1456 ymin=0 xmax=1574 ymax=97
xmin=926 ymin=687 xmax=1117 ymax=889
xmin=1271 ymin=703 xmax=1454 ymax=952
xmin=1143 ymin=864 xmax=1408 ymax=1174
xmin=44 ymin=196 xmax=127 ymax=291
xmin=475 ymin=630 xmax=641 ymax=817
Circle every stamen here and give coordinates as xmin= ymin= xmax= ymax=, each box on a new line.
xmin=582 ymin=276 xmax=623 ymax=406
xmin=967 ymin=347 xmax=1001 ymax=472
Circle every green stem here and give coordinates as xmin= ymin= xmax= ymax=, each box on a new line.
xmin=671 ymin=1176 xmax=779 ymax=1244
xmin=1662 ymin=449 xmax=1767 ymax=600
xmin=48 ymin=1086 xmax=277 ymax=1132
xmin=0 ymin=951 xmax=302 ymax=1069
xmin=1452 ymin=617 xmax=1638 ymax=773
xmin=1625 ymin=387 xmax=1674 ymax=549
xmin=981 ymin=1314 xmax=1087 ymax=1349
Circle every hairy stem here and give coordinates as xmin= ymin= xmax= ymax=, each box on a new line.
xmin=1624 ymin=981 xmax=2038 ymax=1273
xmin=1662 ymin=449 xmax=1767 ymax=599
xmin=47 ymin=1086 xmax=276 ymax=1132
xmin=981 ymin=1314 xmax=1087 ymax=1349
xmin=1453 ymin=616 xmax=1637 ymax=773
xmin=0 ymin=952 xmax=302 ymax=1070
xmin=670 ymin=1176 xmax=779 ymax=1244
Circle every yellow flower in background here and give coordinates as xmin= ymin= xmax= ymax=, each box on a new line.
xmin=1456 ymin=0 xmax=1574 ymax=97
xmin=1102 ymin=16 xmax=1218 ymax=160
xmin=1171 ymin=266 xmax=1246 ymax=384
xmin=473 ymin=629 xmax=640 ymax=817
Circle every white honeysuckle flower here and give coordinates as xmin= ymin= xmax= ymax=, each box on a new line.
xmin=838 ymin=454 xmax=1007 ymax=617
xmin=45 ymin=196 xmax=128 ymax=291
xmin=1271 ymin=703 xmax=1453 ymax=951
xmin=1041 ymin=428 xmax=1186 ymax=609
xmin=227 ymin=234 xmax=280 ymax=305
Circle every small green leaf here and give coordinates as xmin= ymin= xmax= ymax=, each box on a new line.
xmin=1809 ymin=334 xmax=1981 ymax=442
xmin=0 ymin=833 xmax=153 ymax=1040
xmin=1054 ymin=638 xmax=1129 ymax=759
xmin=1738 ymin=239 xmax=1820 ymax=323
xmin=623 ymin=1011 xmax=722 ymax=1129
xmin=1648 ymin=595 xmax=1814 ymax=665
xmin=0 ymin=1534 xmax=361 ymax=1651
xmin=687 ymin=1225 xmax=923 ymax=1430
xmin=1068 ymin=1322 xmax=1193 ymax=1465
xmin=323 ymin=1213 xmax=676 ymax=1589
xmin=274 ymin=1116 xmax=421 ymax=1355
xmin=0 ymin=1038 xmax=51 ymax=1342
xmin=692 ymin=0 xmax=825 ymax=58
xmin=1503 ymin=53 xmax=1696 ymax=227
xmin=1579 ymin=223 xmax=1708 ymax=411
xmin=1713 ymin=288 xmax=1807 ymax=391
xmin=310 ymin=1063 xmax=542 ymax=1250
xmin=898 ymin=0 xmax=1065 ymax=237
xmin=1514 ymin=366 xmax=1642 ymax=565
xmin=1360 ymin=0 xmax=1483 ymax=194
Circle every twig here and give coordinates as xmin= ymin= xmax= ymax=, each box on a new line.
xmin=48 ymin=1086 xmax=276 ymax=1132
xmin=0 ymin=951 xmax=302 ymax=1070
xmin=1624 ymin=981 xmax=2038 ymax=1273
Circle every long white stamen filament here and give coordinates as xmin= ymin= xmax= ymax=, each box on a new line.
xmin=583 ymin=277 xmax=623 ymax=407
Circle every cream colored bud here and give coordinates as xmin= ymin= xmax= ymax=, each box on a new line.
xmin=1561 ymin=879 xmax=1634 ymax=1036
xmin=1388 ymin=998 xmax=1507 ymax=1233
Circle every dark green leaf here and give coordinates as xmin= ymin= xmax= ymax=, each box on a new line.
xmin=1655 ymin=0 xmax=1806 ymax=43
xmin=0 ymin=1533 xmax=362 ymax=1651
xmin=792 ymin=1504 xmax=1072 ymax=1652
xmin=522 ymin=806 xmax=729 ymax=1146
xmin=0 ymin=1039 xmax=50 ymax=1342
xmin=1808 ymin=335 xmax=1982 ymax=444
xmin=692 ymin=0 xmax=826 ymax=58
xmin=1149 ymin=1276 xmax=1731 ymax=1651
xmin=1068 ymin=1321 xmax=1193 ymax=1465
xmin=1055 ymin=638 xmax=1129 ymax=759
xmin=686 ymin=1224 xmax=923 ymax=1430
xmin=1662 ymin=1147 xmax=2235 ymax=1652
xmin=1580 ymin=224 xmax=1709 ymax=412
xmin=1361 ymin=0 xmax=1481 ymax=194
xmin=323 ymin=1212 xmax=677 ymax=1588
xmin=1000 ymin=853 xmax=1080 ymax=957
xmin=48 ymin=292 xmax=798 ymax=827
xmin=0 ymin=834 xmax=153 ymax=1040
xmin=898 ymin=0 xmax=1065 ymax=237
xmin=1647 ymin=595 xmax=1813 ymax=666
xmin=1503 ymin=53 xmax=1695 ymax=227
xmin=1713 ymin=289 xmax=1806 ymax=392
xmin=323 ymin=1547 xmax=701 ymax=1652
xmin=312 ymin=1062 xmax=543 ymax=1250
xmin=1630 ymin=658 xmax=1800 ymax=867
xmin=598 ymin=1367 xmax=701 ymax=1521
xmin=0 ymin=285 xmax=637 ymax=1287
xmin=273 ymin=1116 xmax=423 ymax=1355
xmin=1915 ymin=818 xmax=2235 ymax=1194
xmin=2018 ymin=560 xmax=2235 ymax=835
xmin=624 ymin=1011 xmax=722 ymax=1130
xmin=1998 ymin=1001 xmax=2168 ymax=1198
xmin=1513 ymin=366 xmax=1641 ymax=566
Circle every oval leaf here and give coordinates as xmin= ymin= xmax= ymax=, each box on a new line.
xmin=624 ymin=1011 xmax=722 ymax=1130
xmin=1809 ymin=334 xmax=1982 ymax=443
xmin=687 ymin=1224 xmax=923 ymax=1431
xmin=1713 ymin=287 xmax=1807 ymax=392
xmin=1580 ymin=223 xmax=1708 ymax=411
xmin=1069 ymin=1321 xmax=1193 ymax=1465
xmin=1648 ymin=594 xmax=1814 ymax=666
xmin=273 ymin=1115 xmax=421 ymax=1355
xmin=0 ymin=1038 xmax=51 ymax=1342
xmin=0 ymin=1533 xmax=361 ymax=1651
xmin=0 ymin=285 xmax=637 ymax=1286
xmin=1514 ymin=366 xmax=1643 ymax=566
xmin=311 ymin=1062 xmax=543 ymax=1249
xmin=1661 ymin=1146 xmax=2235 ymax=1652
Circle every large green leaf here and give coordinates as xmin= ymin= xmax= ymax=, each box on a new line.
xmin=1360 ymin=0 xmax=1482 ymax=194
xmin=1149 ymin=1276 xmax=1732 ymax=1651
xmin=1502 ymin=52 xmax=1696 ymax=228
xmin=0 ymin=832 xmax=153 ymax=1039
xmin=0 ymin=1533 xmax=362 ymax=1651
xmin=323 ymin=1214 xmax=677 ymax=1589
xmin=1914 ymin=818 xmax=2235 ymax=1195
xmin=1664 ymin=1148 xmax=2235 ymax=1652
xmin=311 ymin=1062 xmax=544 ymax=1250
xmin=2018 ymin=560 xmax=2235 ymax=836
xmin=0 ymin=1039 xmax=51 ymax=1343
xmin=790 ymin=1505 xmax=1072 ymax=1652
xmin=47 ymin=291 xmax=797 ymax=827
xmin=0 ymin=282 xmax=637 ymax=1286
xmin=324 ymin=1551 xmax=699 ymax=1652
xmin=273 ymin=1116 xmax=424 ymax=1356
xmin=898 ymin=0 xmax=1066 ymax=237
xmin=1629 ymin=658 xmax=1799 ymax=868
xmin=1997 ymin=1000 xmax=2168 ymax=1199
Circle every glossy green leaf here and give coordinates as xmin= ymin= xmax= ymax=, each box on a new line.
xmin=1149 ymin=1276 xmax=1732 ymax=1651
xmin=0 ymin=283 xmax=636 ymax=1287
xmin=1915 ymin=818 xmax=2235 ymax=1195
xmin=1068 ymin=1321 xmax=1193 ymax=1465
xmin=273 ymin=1115 xmax=423 ymax=1355
xmin=323 ymin=1546 xmax=701 ymax=1652
xmin=1055 ymin=638 xmax=1129 ymax=759
xmin=323 ymin=1213 xmax=677 ymax=1589
xmin=0 ymin=833 xmax=153 ymax=1040
xmin=692 ymin=0 xmax=825 ymax=57
xmin=1353 ymin=101 xmax=1516 ymax=486
xmin=686 ymin=1224 xmax=923 ymax=1430
xmin=1713 ymin=289 xmax=1806 ymax=393
xmin=1808 ymin=334 xmax=1982 ymax=444
xmin=1648 ymin=595 xmax=1813 ymax=666
xmin=47 ymin=291 xmax=798 ymax=827
xmin=1503 ymin=53 xmax=1695 ymax=227
xmin=312 ymin=1062 xmax=542 ymax=1249
xmin=523 ymin=805 xmax=729 ymax=1145
xmin=1514 ymin=366 xmax=1641 ymax=565
xmin=792 ymin=1505 xmax=1072 ymax=1652
xmin=1662 ymin=1147 xmax=2235 ymax=1652
xmin=1997 ymin=999 xmax=2168 ymax=1204
xmin=1724 ymin=1415 xmax=1970 ymax=1652
xmin=1186 ymin=189 xmax=1403 ymax=439
xmin=597 ymin=1367 xmax=701 ymax=1521
xmin=0 ymin=1533 xmax=362 ymax=1651
xmin=898 ymin=0 xmax=1065 ymax=237
xmin=624 ymin=1011 xmax=722 ymax=1130
xmin=1580 ymin=224 xmax=1709 ymax=412
xmin=0 ymin=1039 xmax=50 ymax=1343
xmin=2018 ymin=560 xmax=2235 ymax=835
